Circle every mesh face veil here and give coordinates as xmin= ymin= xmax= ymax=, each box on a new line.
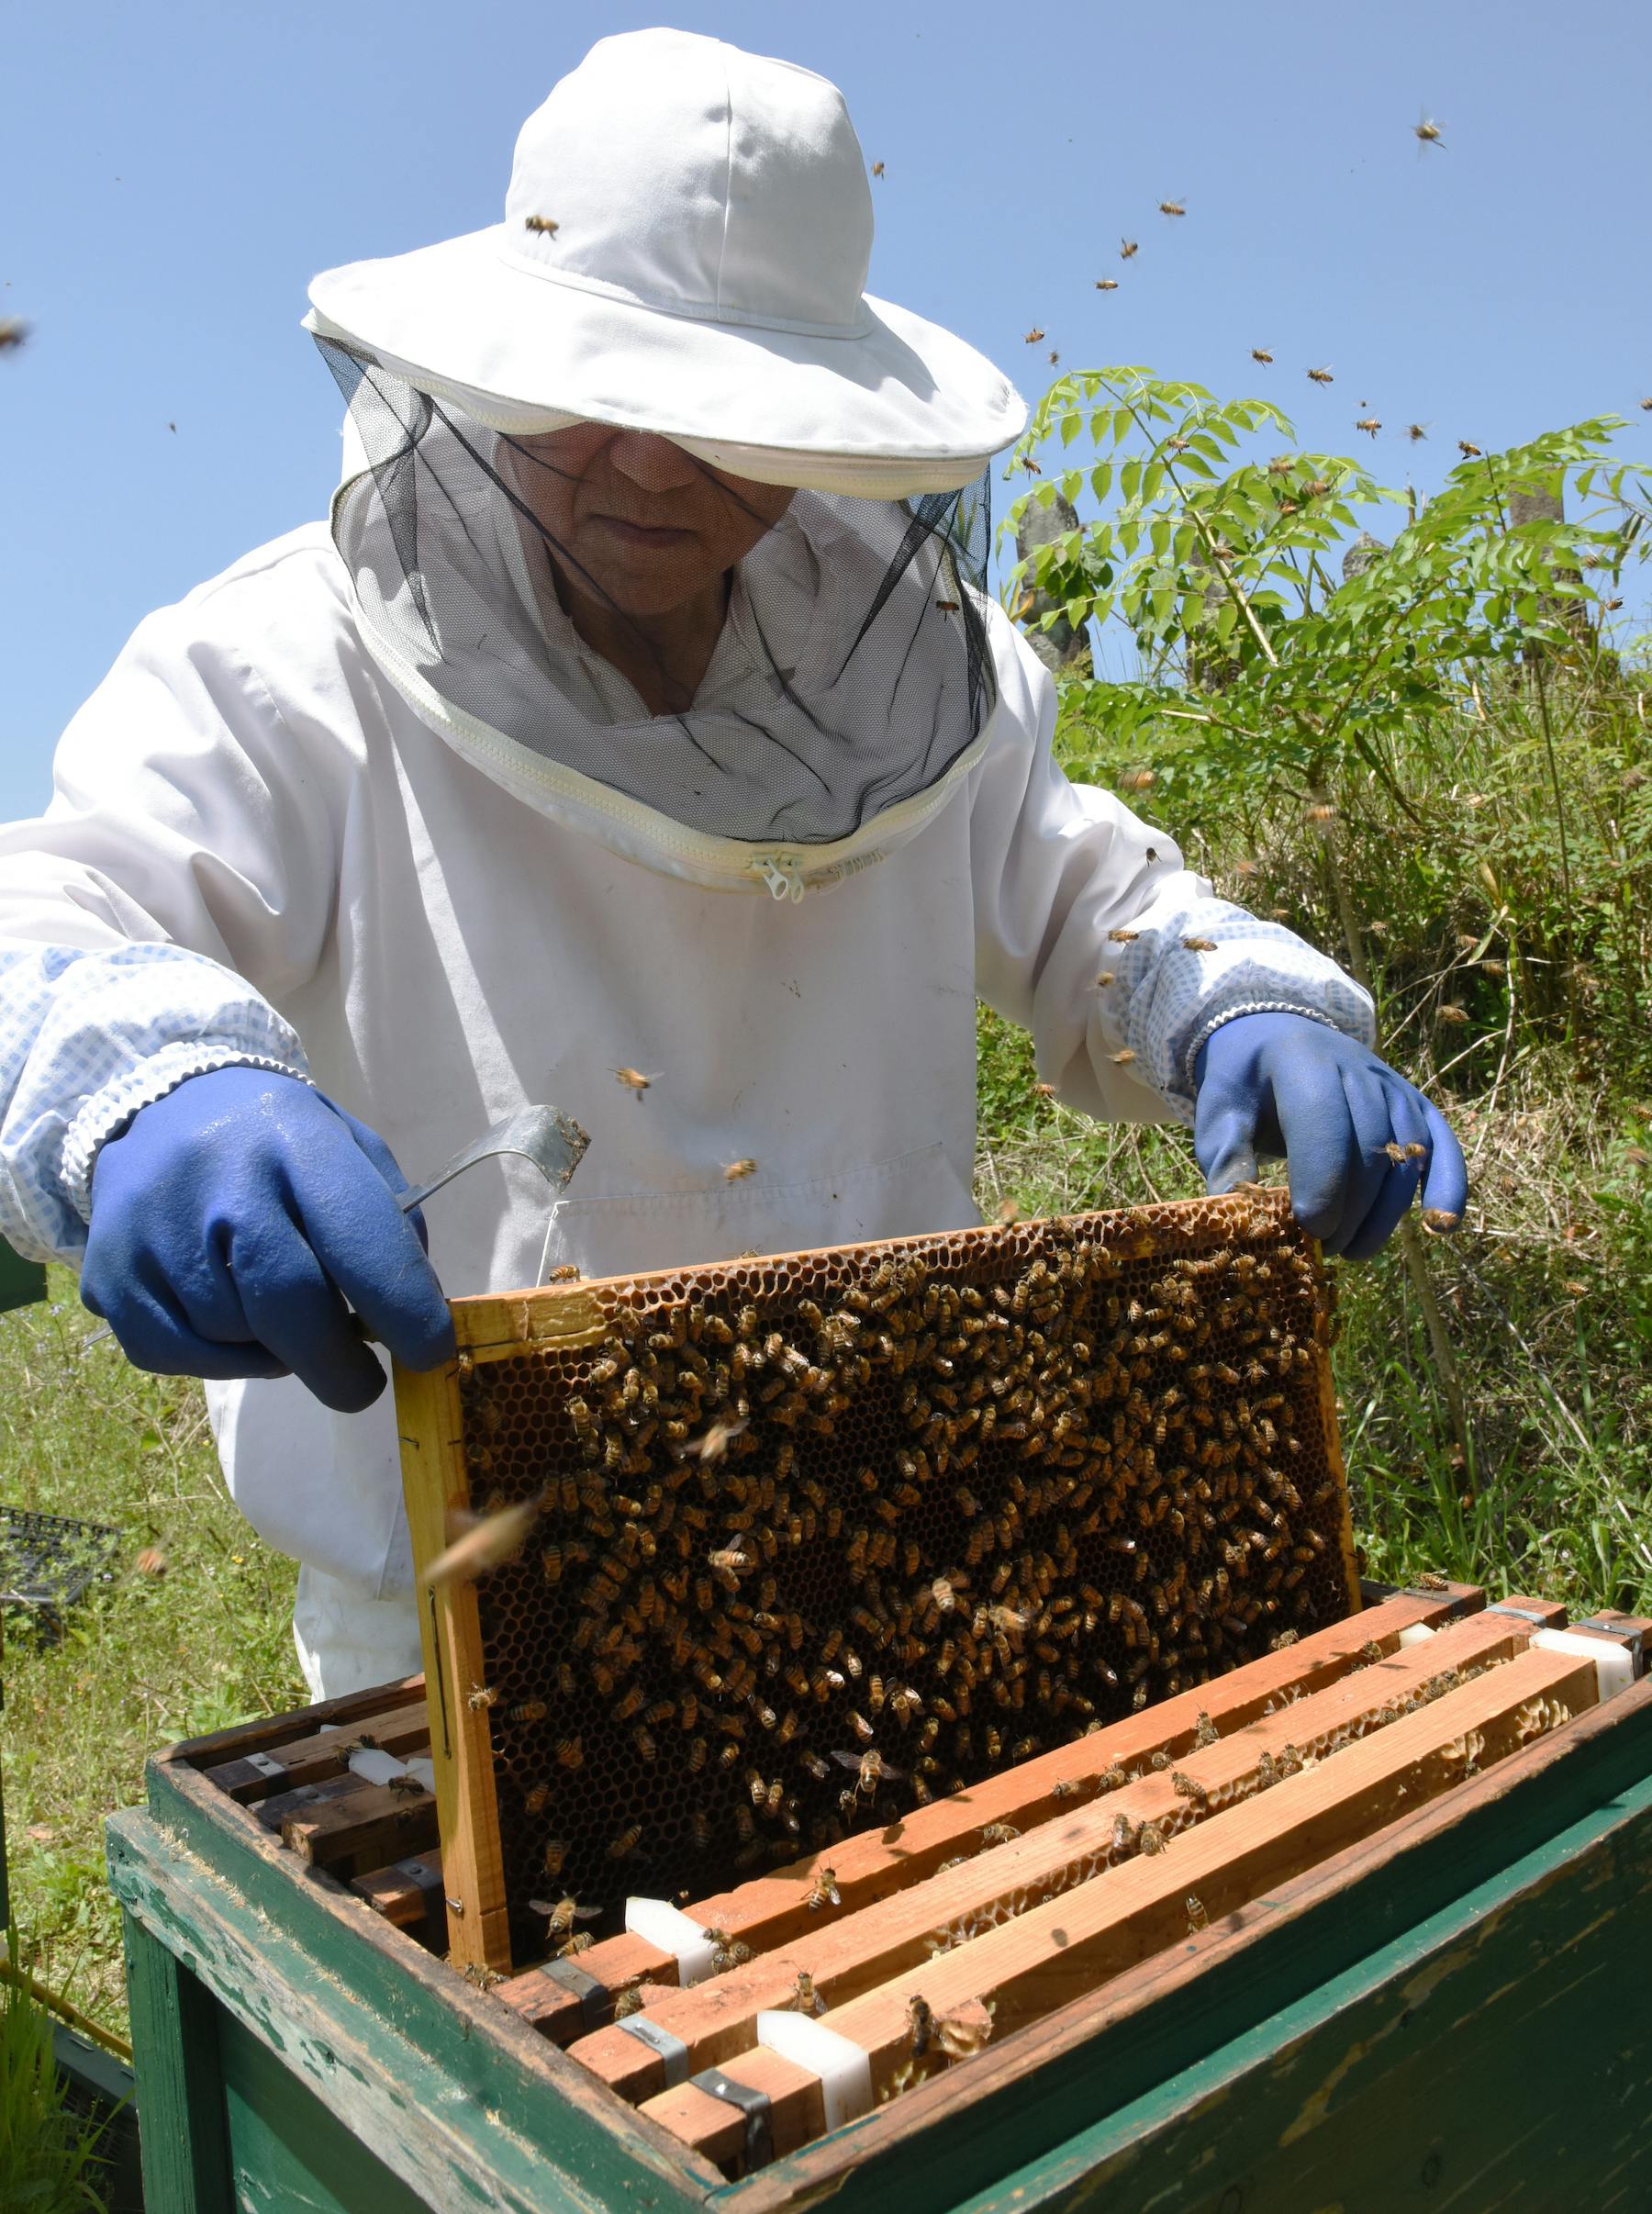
xmin=318 ymin=340 xmax=997 ymax=883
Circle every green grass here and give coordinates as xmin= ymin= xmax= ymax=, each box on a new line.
xmin=0 ymin=1932 xmax=121 ymax=2212
xmin=0 ymin=1293 xmax=301 ymax=2034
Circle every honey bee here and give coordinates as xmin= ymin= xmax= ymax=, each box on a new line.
xmin=0 ymin=319 xmax=28 ymax=353
xmin=1412 ymin=112 xmax=1446 ymax=150
xmin=1023 ymin=327 xmax=1045 ymax=345
xmin=612 ymin=1068 xmax=660 ymax=1096
xmin=1095 ymin=278 xmax=1119 ymax=292
xmin=1406 ymin=422 xmax=1430 ymax=442
xmin=806 ymin=1865 xmax=842 ymax=1911
xmin=1033 ymin=1080 xmax=1058 ymax=1100
xmin=1157 ymin=198 xmax=1186 ymax=217
xmin=1051 ymin=1777 xmax=1082 ymax=1801
xmin=1355 ymin=418 xmax=1381 ymax=439
xmin=907 ymin=1994 xmax=934 ymax=2058
xmin=934 ymin=598 xmax=960 ymax=613
xmin=1186 ymin=1893 xmax=1209 ymax=1932
xmin=1457 ymin=440 xmax=1483 ymax=458
xmin=424 ymin=1493 xmax=543 ymax=1593
xmin=1250 ymin=347 xmax=1273 ymax=364
xmin=1120 ymin=239 xmax=1138 ymax=260
xmin=1193 ymin=1711 xmax=1219 ymax=1749
xmin=1436 ymin=1002 xmax=1469 ymax=1025
xmin=467 ymin=1683 xmax=499 ymax=1711
xmin=543 ymin=1837 xmax=568 ymax=1877
xmin=1048 ymin=351 xmax=1059 ymax=366
xmin=522 ymin=214 xmax=560 ymax=235
xmin=979 ymin=1821 xmax=1020 ymax=1848
xmin=608 ymin=1825 xmax=642 ymax=1861
xmin=1094 ymin=969 xmax=1115 ymax=988
xmin=1107 ymin=927 xmax=1139 ymax=944
xmin=554 ymin=1737 xmax=585 ymax=1771
xmin=1138 ymin=1822 xmax=1166 ymax=1855
xmin=722 ymin=1158 xmax=757 ymax=1181
xmin=682 ymin=1416 xmax=750 ymax=1466
xmin=1171 ymin=1771 xmax=1209 ymax=1806
xmin=612 ymin=1986 xmax=645 ymax=2019
xmin=1021 ymin=456 xmax=1043 ymax=475
xmin=1111 ymin=1048 xmax=1137 ymax=1067
xmin=531 ymin=1895 xmax=600 ymax=1938
xmin=1301 ymin=476 xmax=1332 ymax=499
xmin=871 ymin=160 xmax=886 ymax=178
xmin=1306 ymin=365 xmax=1334 ymax=386
xmin=834 ymin=1748 xmax=903 ymax=1797
xmin=792 ymin=1971 xmax=824 ymax=2018
xmin=1181 ymin=936 xmax=1218 ymax=953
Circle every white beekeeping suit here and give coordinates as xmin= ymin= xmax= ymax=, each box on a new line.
xmin=0 ymin=30 xmax=1373 ymax=1694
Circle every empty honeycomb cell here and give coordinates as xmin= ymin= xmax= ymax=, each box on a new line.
xmin=444 ymin=1190 xmax=1356 ymax=1963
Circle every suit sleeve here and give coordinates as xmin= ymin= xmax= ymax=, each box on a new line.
xmin=0 ymin=572 xmax=349 ymax=1260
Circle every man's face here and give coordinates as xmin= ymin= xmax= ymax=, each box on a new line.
xmin=507 ymin=423 xmax=795 ymax=618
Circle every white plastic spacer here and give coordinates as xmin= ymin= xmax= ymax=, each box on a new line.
xmin=756 ymin=2010 xmax=873 ymax=2131
xmin=348 ymin=1747 xmax=411 ymax=1788
xmin=625 ymin=1896 xmax=718 ymax=1987
xmin=1531 ymin=1628 xmax=1635 ymax=1703
xmin=1396 ymin=1623 xmax=1439 ymax=1649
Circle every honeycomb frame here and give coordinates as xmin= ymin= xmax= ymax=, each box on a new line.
xmin=395 ymin=1186 xmax=1358 ymax=1973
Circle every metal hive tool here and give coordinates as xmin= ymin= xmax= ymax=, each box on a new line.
xmin=396 ymin=1186 xmax=1359 ymax=1973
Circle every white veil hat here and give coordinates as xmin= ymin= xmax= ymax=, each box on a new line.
xmin=305 ymin=28 xmax=1025 ymax=497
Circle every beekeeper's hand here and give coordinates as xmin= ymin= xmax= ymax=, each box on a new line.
xmin=81 ymin=1067 xmax=455 ymax=1410
xmin=1192 ymin=1012 xmax=1468 ymax=1260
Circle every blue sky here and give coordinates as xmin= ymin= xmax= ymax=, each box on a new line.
xmin=3 ymin=0 xmax=1647 ymax=823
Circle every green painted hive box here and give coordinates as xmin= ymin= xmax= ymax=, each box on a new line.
xmin=107 ymin=1582 xmax=1652 ymax=2214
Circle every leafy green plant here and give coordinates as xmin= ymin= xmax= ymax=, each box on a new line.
xmin=0 ymin=1935 xmax=111 ymax=2213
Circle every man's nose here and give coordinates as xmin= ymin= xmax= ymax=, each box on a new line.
xmin=605 ymin=430 xmax=702 ymax=494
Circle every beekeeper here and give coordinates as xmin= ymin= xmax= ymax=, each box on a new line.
xmin=0 ymin=30 xmax=1464 ymax=1696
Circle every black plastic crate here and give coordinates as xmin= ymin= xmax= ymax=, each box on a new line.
xmin=0 ymin=1507 xmax=122 ymax=1638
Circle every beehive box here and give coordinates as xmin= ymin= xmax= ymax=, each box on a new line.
xmin=395 ymin=1190 xmax=1360 ymax=1970
xmin=106 ymin=1582 xmax=1652 ymax=2212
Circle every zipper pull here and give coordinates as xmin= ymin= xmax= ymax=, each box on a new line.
xmin=753 ymin=854 xmax=806 ymax=902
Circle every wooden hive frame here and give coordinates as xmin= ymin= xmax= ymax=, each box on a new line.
xmin=396 ymin=1189 xmax=1362 ymax=1975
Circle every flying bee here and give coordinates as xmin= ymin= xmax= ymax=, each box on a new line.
xmin=709 ymin=1544 xmax=755 ymax=1575
xmin=1107 ymin=927 xmax=1139 ymax=944
xmin=871 ymin=160 xmax=886 ymax=177
xmin=1111 ymin=1048 xmax=1137 ymax=1066
xmin=722 ymin=1158 xmax=757 ymax=1181
xmin=421 ymin=1491 xmax=544 ymax=1592
xmin=1181 ymin=936 xmax=1218 ymax=952
xmin=1157 ymin=197 xmax=1186 ymax=217
xmin=934 ymin=598 xmax=960 ymax=613
xmin=1048 ymin=350 xmax=1059 ymax=365
xmin=386 ymin=1772 xmax=426 ymax=1797
xmin=1021 ymin=455 xmax=1042 ymax=475
xmin=1457 ymin=439 xmax=1483 ymax=458
xmin=834 ymin=1748 xmax=904 ymax=1797
xmin=1407 ymin=421 xmax=1430 ymax=442
xmin=1095 ymin=278 xmax=1119 ymax=291
xmin=531 ymin=1895 xmax=600 ymax=1938
xmin=806 ymin=1865 xmax=842 ymax=1911
xmin=523 ymin=214 xmax=560 ymax=235
xmin=792 ymin=1971 xmax=824 ymax=2018
xmin=1356 ymin=418 xmax=1381 ymax=439
xmin=907 ymin=1994 xmax=934 ymax=2058
xmin=1250 ymin=347 xmax=1274 ymax=363
xmin=1306 ymin=365 xmax=1334 ymax=386
xmin=1413 ymin=111 xmax=1446 ymax=150
xmin=612 ymin=1067 xmax=661 ymax=1096
xmin=468 ymin=1683 xmax=499 ymax=1711
xmin=1023 ymin=327 xmax=1045 ymax=344
xmin=1033 ymin=1080 xmax=1058 ymax=1100
xmin=680 ymin=1415 xmax=750 ymax=1466
xmin=1120 ymin=238 xmax=1138 ymax=260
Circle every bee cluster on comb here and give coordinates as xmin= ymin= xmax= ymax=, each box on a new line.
xmin=434 ymin=1189 xmax=1356 ymax=1964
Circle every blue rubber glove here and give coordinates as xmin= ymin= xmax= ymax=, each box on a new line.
xmin=1192 ymin=1013 xmax=1468 ymax=1259
xmin=81 ymin=1067 xmax=455 ymax=1410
